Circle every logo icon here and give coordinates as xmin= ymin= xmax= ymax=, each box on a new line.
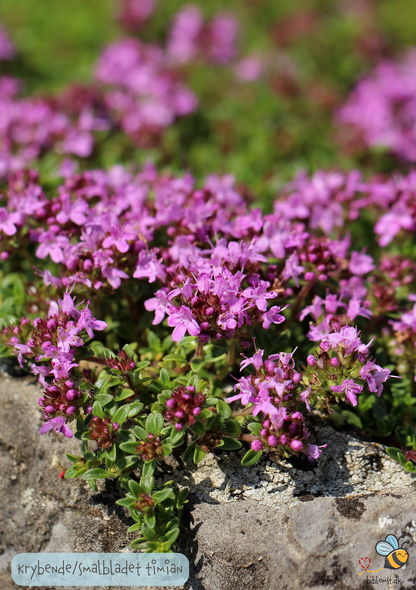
xmin=375 ymin=534 xmax=410 ymax=570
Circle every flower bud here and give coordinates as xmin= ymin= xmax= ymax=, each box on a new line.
xmin=290 ymin=440 xmax=303 ymax=451
xmin=267 ymin=436 xmax=277 ymax=447
xmin=307 ymin=355 xmax=316 ymax=366
xmin=251 ymin=440 xmax=263 ymax=452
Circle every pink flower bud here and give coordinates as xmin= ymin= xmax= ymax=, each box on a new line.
xmin=267 ymin=436 xmax=277 ymax=447
xmin=330 ymin=357 xmax=339 ymax=367
xmin=307 ymin=355 xmax=316 ymax=366
xmin=66 ymin=406 xmax=75 ymax=415
xmin=175 ymin=411 xmax=185 ymax=419
xmin=87 ymin=405 xmax=93 ymax=414
xmin=193 ymin=407 xmax=201 ymax=416
xmin=0 ymin=252 xmax=10 ymax=261
xmin=112 ymin=422 xmax=119 ymax=430
xmin=280 ymin=435 xmax=287 ymax=444
xmin=251 ymin=440 xmax=263 ymax=452
xmin=304 ymin=272 xmax=315 ymax=281
xmin=83 ymin=259 xmax=93 ymax=272
xmin=290 ymin=440 xmax=303 ymax=451
xmin=175 ymin=423 xmax=183 ymax=431
xmin=318 ymin=274 xmax=328 ymax=281
xmin=45 ymin=406 xmax=55 ymax=413
xmin=38 ymin=398 xmax=45 ymax=407
xmin=166 ymin=399 xmax=175 ymax=408
xmin=66 ymin=389 xmax=76 ymax=401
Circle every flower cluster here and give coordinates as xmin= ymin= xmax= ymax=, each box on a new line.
xmin=167 ymin=6 xmax=238 ymax=65
xmin=228 ymin=349 xmax=319 ymax=458
xmin=336 ymin=49 xmax=416 ymax=161
xmin=304 ymin=326 xmax=391 ymax=407
xmin=164 ymin=385 xmax=205 ymax=430
xmin=1 ymin=293 xmax=106 ymax=437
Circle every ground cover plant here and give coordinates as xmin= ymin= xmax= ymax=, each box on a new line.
xmin=1 ymin=0 xmax=416 ymax=553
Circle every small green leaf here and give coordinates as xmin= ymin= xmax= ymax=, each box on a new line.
xmin=163 ymin=354 xmax=186 ymax=362
xmin=241 ymin=450 xmax=262 ymax=466
xmin=152 ymin=488 xmax=175 ymax=505
xmin=128 ymin=401 xmax=144 ymax=417
xmin=134 ymin=361 xmax=151 ymax=371
xmin=183 ymin=442 xmax=197 ymax=463
xmin=144 ymin=512 xmax=156 ymax=529
xmin=132 ymin=425 xmax=147 ymax=439
xmin=386 ymin=447 xmax=400 ymax=462
xmin=220 ymin=437 xmax=242 ymax=450
xmin=216 ymin=400 xmax=231 ymax=419
xmin=119 ymin=441 xmax=139 ymax=454
xmin=112 ymin=404 xmax=131 ymax=427
xmin=128 ymin=523 xmax=142 ymax=533
xmin=160 ymin=528 xmax=180 ymax=545
xmin=66 ymin=453 xmax=83 ymax=463
xmin=106 ymin=443 xmax=117 ymax=462
xmin=93 ymin=394 xmax=113 ymax=406
xmin=82 ymin=468 xmax=112 ymax=480
xmin=190 ymin=357 xmax=205 ymax=372
xmin=92 ymin=401 xmax=104 ymax=419
xmin=129 ymin=479 xmax=146 ymax=497
xmin=170 ymin=428 xmax=185 ymax=446
xmin=160 ymin=368 xmax=170 ymax=387
xmin=247 ymin=423 xmax=262 ymax=436
xmin=145 ymin=413 xmax=157 ymax=436
xmin=397 ymin=452 xmax=407 ymax=467
xmin=115 ymin=389 xmax=135 ymax=402
xmin=194 ymin=446 xmax=207 ymax=464
xmin=64 ymin=466 xmax=87 ymax=479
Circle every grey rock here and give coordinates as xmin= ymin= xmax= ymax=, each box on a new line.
xmin=1 ymin=375 xmax=416 ymax=590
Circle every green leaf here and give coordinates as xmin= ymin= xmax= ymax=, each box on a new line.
xmin=160 ymin=528 xmax=180 ymax=545
xmin=223 ymin=419 xmax=241 ymax=438
xmin=187 ymin=374 xmax=199 ymax=388
xmin=216 ymin=400 xmax=231 ymax=419
xmin=82 ymin=468 xmax=112 ymax=480
xmin=64 ymin=465 xmax=87 ymax=479
xmin=128 ymin=401 xmax=144 ymax=417
xmin=142 ymin=525 xmax=159 ymax=542
xmin=93 ymin=394 xmax=113 ymax=406
xmin=94 ymin=371 xmax=112 ymax=394
xmin=134 ymin=361 xmax=151 ymax=371
xmin=66 ymin=453 xmax=83 ymax=463
xmin=145 ymin=413 xmax=157 ymax=436
xmin=92 ymin=401 xmax=104 ymax=419
xmin=127 ymin=523 xmax=142 ymax=533
xmin=194 ymin=446 xmax=207 ymax=464
xmin=183 ymin=442 xmax=197 ymax=463
xmin=220 ymin=437 xmax=242 ymax=450
xmin=144 ymin=512 xmax=156 ymax=529
xmin=170 ymin=428 xmax=185 ymax=446
xmin=116 ymin=497 xmax=135 ymax=508
xmin=152 ymin=488 xmax=175 ymax=505
xmin=159 ymin=368 xmax=170 ymax=387
xmin=341 ymin=410 xmax=363 ymax=430
xmin=106 ymin=443 xmax=117 ymax=462
xmin=132 ymin=425 xmax=148 ymax=439
xmin=112 ymin=404 xmax=131 ymax=427
xmin=119 ymin=441 xmax=139 ymax=454
xmin=241 ymin=450 xmax=262 ymax=466
xmin=386 ymin=447 xmax=401 ymax=462
xmin=247 ymin=423 xmax=262 ymax=436
xmin=129 ymin=479 xmax=146 ymax=497
xmin=397 ymin=452 xmax=407 ymax=467
xmin=115 ymin=389 xmax=135 ymax=402
xmin=163 ymin=354 xmax=186 ymax=362
xmin=140 ymin=472 xmax=155 ymax=494
xmin=190 ymin=357 xmax=205 ymax=372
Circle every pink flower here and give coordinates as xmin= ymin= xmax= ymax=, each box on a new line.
xmin=39 ymin=417 xmax=73 ymax=438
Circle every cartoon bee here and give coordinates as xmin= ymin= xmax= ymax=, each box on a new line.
xmin=375 ymin=534 xmax=410 ymax=570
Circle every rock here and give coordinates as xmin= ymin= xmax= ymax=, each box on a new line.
xmin=182 ymin=492 xmax=416 ymax=590
xmin=1 ymin=375 xmax=416 ymax=589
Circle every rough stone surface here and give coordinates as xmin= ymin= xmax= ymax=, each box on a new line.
xmin=1 ymin=374 xmax=416 ymax=589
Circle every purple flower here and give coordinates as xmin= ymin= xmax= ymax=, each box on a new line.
xmin=349 ymin=251 xmax=375 ymax=276
xmin=167 ymin=306 xmax=200 ymax=342
xmin=330 ymin=379 xmax=363 ymax=406
xmin=39 ymin=417 xmax=73 ymax=438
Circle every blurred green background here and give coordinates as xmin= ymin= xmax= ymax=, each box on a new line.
xmin=2 ymin=0 xmax=416 ymax=202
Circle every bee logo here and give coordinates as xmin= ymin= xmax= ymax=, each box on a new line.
xmin=375 ymin=534 xmax=410 ymax=570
